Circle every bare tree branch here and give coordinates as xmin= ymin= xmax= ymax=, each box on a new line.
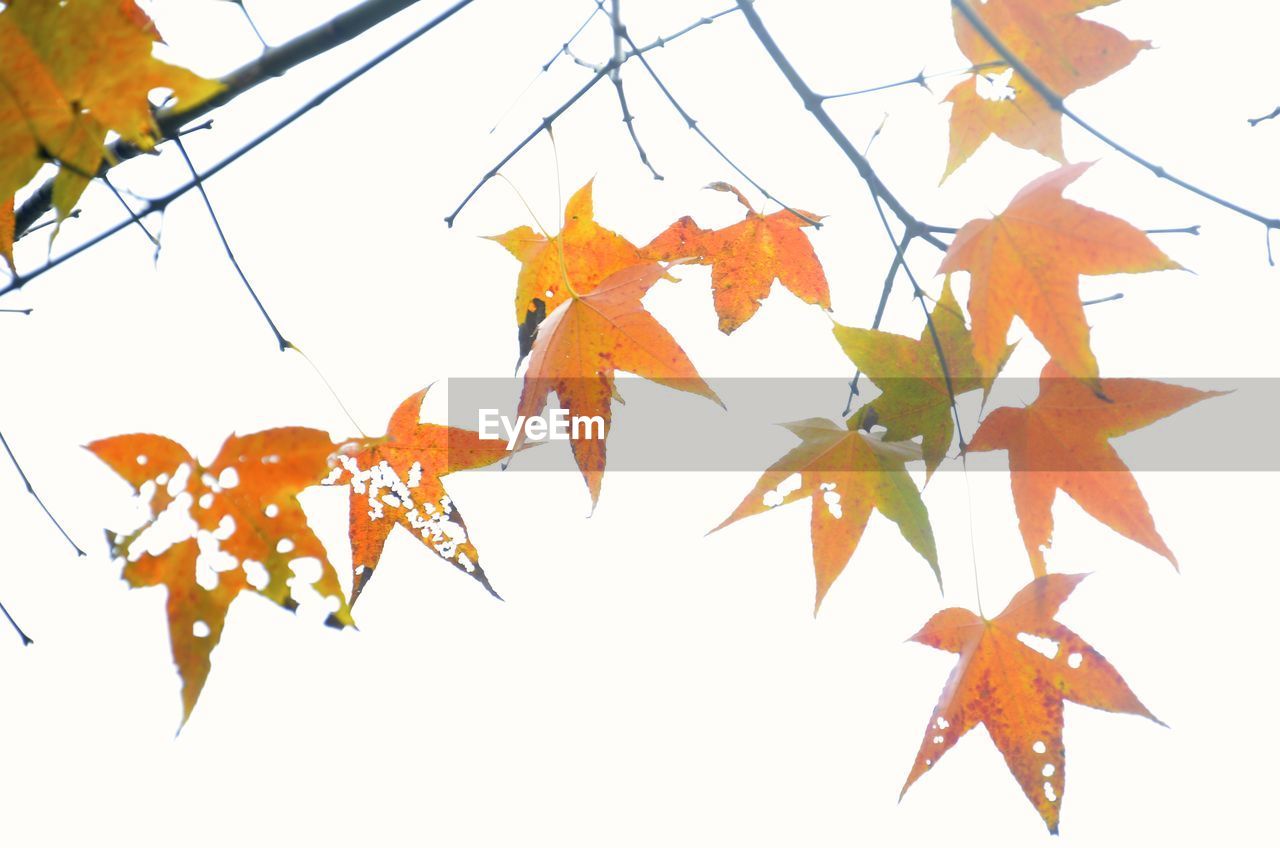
xmin=16 ymin=0 xmax=477 ymax=239
xmin=735 ymin=1 xmax=949 ymax=251
xmin=609 ymin=0 xmax=663 ymax=180
xmin=4 ymin=0 xmax=477 ymax=296
xmin=950 ymin=0 xmax=1280 ymax=252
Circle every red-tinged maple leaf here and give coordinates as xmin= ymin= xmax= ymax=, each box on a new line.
xmin=0 ymin=0 xmax=222 ymax=230
xmin=834 ymin=276 xmax=1013 ymax=477
xmin=944 ymin=0 xmax=1150 ymax=176
xmin=488 ymin=179 xmax=643 ymax=361
xmin=517 ymin=261 xmax=720 ymax=506
xmin=968 ymin=361 xmax=1225 ymax=575
xmin=88 ymin=427 xmax=353 ymax=724
xmin=712 ymin=418 xmax=937 ymax=612
xmin=901 ymin=572 xmax=1162 ymax=834
xmin=643 ymin=182 xmax=829 ymax=334
xmin=327 ymin=387 xmax=510 ymax=604
xmin=940 ymin=162 xmax=1180 ymax=391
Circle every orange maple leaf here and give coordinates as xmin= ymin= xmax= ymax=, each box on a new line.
xmin=967 ymin=362 xmax=1224 ymax=575
xmin=517 ymin=261 xmax=720 ymax=506
xmin=944 ymin=0 xmax=1149 ymax=176
xmin=0 ymin=0 xmax=221 ymax=228
xmin=326 ymin=387 xmax=509 ymax=604
xmin=902 ymin=573 xmax=1161 ymax=834
xmin=941 ymin=162 xmax=1180 ymax=390
xmin=89 ymin=427 xmax=353 ymax=724
xmin=644 ymin=182 xmax=829 ymax=334
xmin=712 ymin=418 xmax=937 ymax=612
xmin=942 ymin=73 xmax=1065 ymax=180
xmin=488 ymin=179 xmax=643 ymax=361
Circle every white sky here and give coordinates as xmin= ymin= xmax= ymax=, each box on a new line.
xmin=0 ymin=1 xmax=1277 ymax=845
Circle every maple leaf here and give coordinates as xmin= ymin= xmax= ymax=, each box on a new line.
xmin=643 ymin=182 xmax=829 ymax=334
xmin=901 ymin=573 xmax=1161 ymax=833
xmin=941 ymin=162 xmax=1180 ymax=390
xmin=942 ymin=73 xmax=1064 ymax=180
xmin=944 ymin=0 xmax=1149 ymax=175
xmin=967 ymin=361 xmax=1224 ymax=575
xmin=327 ymin=387 xmax=509 ymax=604
xmin=488 ymin=179 xmax=643 ymax=362
xmin=517 ymin=261 xmax=720 ymax=506
xmin=713 ymin=418 xmax=937 ymax=612
xmin=833 ymin=276 xmax=1012 ymax=476
xmin=88 ymin=427 xmax=354 ymax=724
xmin=0 ymin=0 xmax=221 ymax=230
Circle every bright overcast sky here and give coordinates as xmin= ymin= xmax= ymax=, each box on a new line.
xmin=0 ymin=1 xmax=1276 ymax=845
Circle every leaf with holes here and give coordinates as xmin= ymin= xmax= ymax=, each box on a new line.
xmin=834 ymin=276 xmax=1013 ymax=477
xmin=88 ymin=427 xmax=353 ymax=724
xmin=517 ymin=261 xmax=720 ymax=506
xmin=0 ymin=0 xmax=221 ymax=234
xmin=902 ymin=573 xmax=1161 ymax=833
xmin=943 ymin=0 xmax=1149 ymax=176
xmin=941 ymin=162 xmax=1180 ymax=390
xmin=326 ymin=387 xmax=510 ymax=604
xmin=967 ymin=361 xmax=1224 ymax=576
xmin=643 ymin=182 xmax=828 ymax=334
xmin=712 ymin=418 xmax=937 ymax=612
xmin=488 ymin=179 xmax=643 ymax=362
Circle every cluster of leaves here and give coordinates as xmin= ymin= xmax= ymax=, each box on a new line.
xmin=0 ymin=0 xmax=1239 ymax=838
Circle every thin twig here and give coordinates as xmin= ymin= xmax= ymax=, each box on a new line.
xmin=623 ymin=7 xmax=737 ymax=57
xmin=0 ymin=429 xmax=83 ymax=556
xmin=951 ymin=0 xmax=1280 ymax=258
xmin=447 ymin=66 xmax=614 ymax=227
xmin=101 ymin=174 xmax=158 ymax=246
xmin=0 ymin=597 xmax=32 ymax=646
xmin=843 ymin=229 xmax=909 ymax=416
xmin=1 ymin=0 xmax=477 ymax=298
xmin=1146 ymin=225 xmax=1200 ymax=236
xmin=1082 ymin=292 xmax=1124 ymax=306
xmin=609 ymin=1 xmax=662 ymax=179
xmin=229 ymin=0 xmax=270 ymax=50
xmin=489 ymin=1 xmax=605 ymax=134
xmin=172 ymin=136 xmax=290 ymax=350
xmin=826 ymin=70 xmax=927 ymax=100
xmin=452 ymin=9 xmax=754 ymax=225
xmin=735 ymin=1 xmax=949 ymax=250
xmin=20 ymin=209 xmax=81 ymax=237
xmin=15 ymin=0 xmax=478 ymax=239
xmin=823 ymin=61 xmax=1005 ymax=101
xmin=622 ymin=30 xmax=818 ymax=226
xmin=1248 ymin=106 xmax=1280 ymax=127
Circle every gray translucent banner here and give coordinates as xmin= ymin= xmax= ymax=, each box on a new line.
xmin=442 ymin=377 xmax=1274 ymax=472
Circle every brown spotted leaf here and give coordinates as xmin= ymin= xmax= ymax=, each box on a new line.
xmin=902 ymin=573 xmax=1161 ymax=833
xmin=644 ymin=182 xmax=829 ymax=333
